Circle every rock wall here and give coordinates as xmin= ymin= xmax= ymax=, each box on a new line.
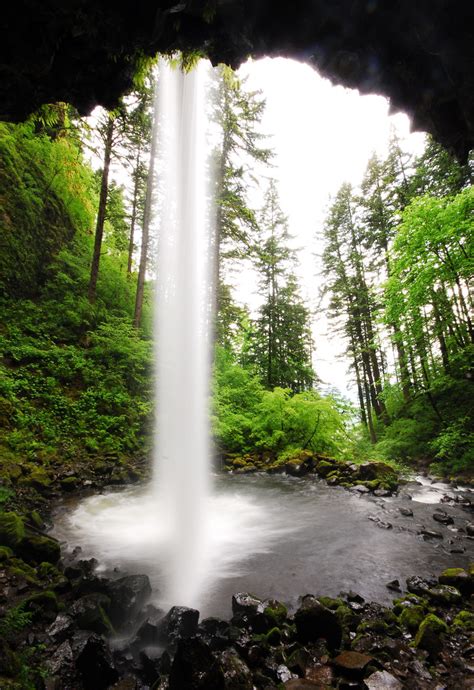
xmin=1 ymin=1 xmax=473 ymax=159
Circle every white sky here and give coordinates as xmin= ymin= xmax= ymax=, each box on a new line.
xmin=233 ymin=57 xmax=426 ymax=399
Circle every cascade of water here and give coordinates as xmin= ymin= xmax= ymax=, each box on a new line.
xmin=153 ymin=59 xmax=214 ymax=607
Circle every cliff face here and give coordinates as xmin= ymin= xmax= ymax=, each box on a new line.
xmin=1 ymin=1 xmax=473 ymax=159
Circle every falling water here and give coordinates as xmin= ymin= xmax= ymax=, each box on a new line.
xmin=153 ymin=59 xmax=214 ymax=607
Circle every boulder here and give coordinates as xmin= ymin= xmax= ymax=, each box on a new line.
xmin=157 ymin=605 xmax=200 ymax=646
xmin=439 ymin=567 xmax=472 ymax=594
xmin=466 ymin=522 xmax=474 ymax=536
xmin=414 ymin=614 xmax=448 ymax=657
xmin=398 ymin=605 xmax=425 ymax=632
xmin=357 ymin=462 xmax=397 ymax=484
xmin=220 ymin=648 xmax=253 ymax=689
xmin=364 ymin=670 xmax=402 ymax=689
xmin=72 ymin=631 xmax=119 ymax=690
xmin=399 ymin=507 xmax=413 ymax=517
xmin=0 ymin=511 xmax=25 ymax=548
xmin=47 ymin=614 xmax=76 ymax=642
xmin=107 ymin=574 xmax=151 ymax=627
xmin=294 ymin=596 xmax=342 ymax=649
xmin=315 ymin=460 xmax=337 ymax=478
xmin=70 ymin=593 xmax=114 ymax=635
xmin=25 ymin=590 xmax=59 ymax=623
xmin=406 ymin=576 xmax=435 ymax=596
xmin=168 ymin=637 xmax=224 ymax=690
xmin=427 ymin=584 xmax=462 ymax=605
xmin=332 ymin=650 xmax=372 ymax=677
xmin=433 ymin=510 xmax=454 ymax=525
xmin=20 ymin=533 xmax=61 ymax=564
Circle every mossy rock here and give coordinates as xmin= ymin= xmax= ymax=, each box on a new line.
xmin=20 ymin=467 xmax=51 ymax=492
xmin=24 ymin=590 xmax=58 ymax=622
xmin=29 ymin=510 xmax=44 ymax=530
xmin=427 ymin=584 xmax=462 ymax=606
xmin=439 ymin=567 xmax=472 ymax=594
xmin=265 ymin=626 xmax=282 ymax=645
xmin=60 ymin=476 xmax=79 ymax=491
xmin=452 ymin=610 xmax=474 ymax=632
xmin=399 ymin=605 xmax=425 ymax=632
xmin=414 ymin=614 xmax=448 ymax=656
xmin=316 ymin=460 xmax=336 ymax=478
xmin=8 ymin=557 xmax=38 ymax=584
xmin=232 ymin=457 xmax=249 ymax=468
xmin=317 ymin=596 xmax=345 ymax=610
xmin=363 ymin=479 xmax=381 ymax=491
xmin=0 ymin=545 xmax=13 ymax=561
xmin=20 ymin=533 xmax=60 ymax=564
xmin=357 ymin=618 xmax=389 ymax=634
xmin=335 ymin=603 xmax=359 ymax=631
xmin=264 ymin=600 xmax=288 ymax=627
xmin=0 ymin=511 xmax=25 ymax=548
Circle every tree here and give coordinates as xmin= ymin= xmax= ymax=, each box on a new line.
xmin=250 ymin=180 xmax=314 ymax=392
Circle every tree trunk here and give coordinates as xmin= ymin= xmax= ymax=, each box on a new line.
xmin=133 ymin=85 xmax=159 ymax=328
xmin=88 ymin=114 xmax=114 ymax=302
xmin=127 ymin=150 xmax=141 ymax=276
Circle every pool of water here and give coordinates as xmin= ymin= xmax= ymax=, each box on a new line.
xmin=52 ymin=473 xmax=473 ymax=618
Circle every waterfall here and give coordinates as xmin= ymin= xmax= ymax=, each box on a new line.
xmin=153 ymin=59 xmax=214 ymax=607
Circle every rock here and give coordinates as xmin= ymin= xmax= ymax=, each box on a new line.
xmin=199 ymin=617 xmax=231 ymax=651
xmin=20 ymin=533 xmax=61 ymax=564
xmin=332 ymin=650 xmax=372 ymax=677
xmin=419 ymin=528 xmax=443 ymax=540
xmin=427 ymin=584 xmax=462 ymax=605
xmin=169 ymin=637 xmax=224 ymax=689
xmin=386 ymin=579 xmax=401 ymax=592
xmin=70 ymin=593 xmax=114 ymax=635
xmin=399 ymin=507 xmax=413 ymax=517
xmin=357 ymin=462 xmax=398 ymax=484
xmin=46 ymin=640 xmax=74 ymax=675
xmin=60 ymin=476 xmax=79 ymax=491
xmin=414 ymin=614 xmax=448 ymax=657
xmin=439 ymin=567 xmax=472 ymax=594
xmin=452 ymin=610 xmax=474 ymax=631
xmin=294 ymin=596 xmax=342 ymax=649
xmin=305 ymin=663 xmax=335 ymax=685
xmin=220 ymin=648 xmax=253 ymax=689
xmin=373 ymin=489 xmax=391 ymax=497
xmin=285 ymin=681 xmax=325 ymax=689
xmin=157 ymin=605 xmax=200 ymax=646
xmin=25 ymin=590 xmax=59 ymax=622
xmin=315 ymin=460 xmax=337 ymax=478
xmin=352 ymin=485 xmax=370 ymax=493
xmin=398 ymin=605 xmax=425 ymax=632
xmin=433 ymin=511 xmax=454 ymax=525
xmin=73 ymin=631 xmax=119 ymax=690
xmin=0 ymin=511 xmax=25 ymax=548
xmin=47 ymin=614 xmax=76 ymax=642
xmin=232 ymin=592 xmax=263 ymax=616
xmin=107 ymin=574 xmax=151 ymax=627
xmin=406 ymin=575 xmax=435 ymax=596
xmin=364 ymin=670 xmax=402 ymax=689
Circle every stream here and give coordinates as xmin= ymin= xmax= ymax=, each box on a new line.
xmin=52 ymin=474 xmax=473 ymax=619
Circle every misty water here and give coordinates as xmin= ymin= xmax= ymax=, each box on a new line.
xmin=53 ymin=473 xmax=473 ymax=619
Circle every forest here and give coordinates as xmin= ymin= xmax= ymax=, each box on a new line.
xmin=0 ymin=57 xmax=473 ymax=690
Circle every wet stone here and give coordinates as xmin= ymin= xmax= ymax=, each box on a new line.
xmin=386 ymin=579 xmax=401 ymax=592
xmin=332 ymin=650 xmax=373 ymax=676
xmin=433 ymin=511 xmax=454 ymax=526
xmin=157 ymin=605 xmax=200 ymax=646
xmin=294 ymin=596 xmax=343 ymax=649
xmin=399 ymin=507 xmax=413 ymax=517
xmin=365 ymin=670 xmax=402 ymax=689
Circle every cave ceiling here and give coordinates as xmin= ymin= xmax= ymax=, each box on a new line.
xmin=1 ymin=1 xmax=473 ymax=159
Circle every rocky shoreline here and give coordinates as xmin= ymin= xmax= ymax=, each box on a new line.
xmin=0 ymin=457 xmax=473 ymax=688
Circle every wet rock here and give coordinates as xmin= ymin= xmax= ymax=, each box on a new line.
xmin=368 ymin=515 xmax=392 ymax=529
xmin=364 ymin=670 xmax=402 ymax=689
xmin=47 ymin=613 xmax=76 ymax=642
xmin=439 ymin=567 xmax=472 ymax=594
xmin=232 ymin=592 xmax=264 ymax=616
xmin=25 ymin=590 xmax=59 ymax=623
xmin=357 ymin=462 xmax=398 ymax=484
xmin=220 ymin=648 xmax=253 ymax=689
xmin=399 ymin=507 xmax=413 ymax=517
xmin=386 ymin=579 xmax=401 ymax=592
xmin=199 ymin=616 xmax=231 ymax=651
xmin=284 ymin=681 xmax=325 ymax=689
xmin=433 ymin=511 xmax=454 ymax=525
xmin=305 ymin=663 xmax=335 ymax=685
xmin=73 ymin=630 xmax=119 ymax=689
xmin=406 ymin=575 xmax=436 ymax=596
xmin=20 ymin=533 xmax=61 ymax=564
xmin=46 ymin=640 xmax=74 ymax=675
xmin=157 ymin=605 xmax=200 ymax=646
xmin=427 ymin=584 xmax=462 ymax=605
xmin=315 ymin=459 xmax=337 ymax=478
xmin=294 ymin=596 xmax=342 ymax=649
xmin=70 ymin=593 xmax=113 ymax=634
xmin=466 ymin=522 xmax=474 ymax=536
xmin=107 ymin=574 xmax=152 ymax=627
xmin=332 ymin=650 xmax=373 ymax=677
xmin=414 ymin=614 xmax=448 ymax=657
xmin=373 ymin=489 xmax=391 ymax=497
xmin=419 ymin=528 xmax=443 ymax=540
xmin=169 ymin=637 xmax=224 ymax=690
xmin=352 ymin=485 xmax=370 ymax=494
xmin=398 ymin=604 xmax=426 ymax=632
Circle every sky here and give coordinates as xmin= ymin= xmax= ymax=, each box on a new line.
xmin=232 ymin=57 xmax=426 ymax=399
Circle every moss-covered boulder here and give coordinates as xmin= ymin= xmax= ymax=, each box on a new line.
xmin=399 ymin=605 xmax=426 ymax=632
xmin=20 ymin=533 xmax=61 ymax=564
xmin=294 ymin=595 xmax=342 ymax=649
xmin=439 ymin=567 xmax=472 ymax=595
xmin=24 ymin=590 xmax=59 ymax=622
xmin=414 ymin=614 xmax=448 ymax=656
xmin=60 ymin=476 xmax=79 ymax=491
xmin=0 ymin=511 xmax=25 ymax=548
xmin=315 ymin=460 xmax=337 ymax=478
xmin=427 ymin=584 xmax=462 ymax=606
xmin=452 ymin=610 xmax=474 ymax=632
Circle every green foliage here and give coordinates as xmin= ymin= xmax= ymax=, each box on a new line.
xmin=0 ymin=603 xmax=33 ymax=641
xmin=212 ymin=347 xmax=348 ymax=458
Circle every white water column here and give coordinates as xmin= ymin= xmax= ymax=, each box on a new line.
xmin=153 ymin=59 xmax=214 ymax=607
